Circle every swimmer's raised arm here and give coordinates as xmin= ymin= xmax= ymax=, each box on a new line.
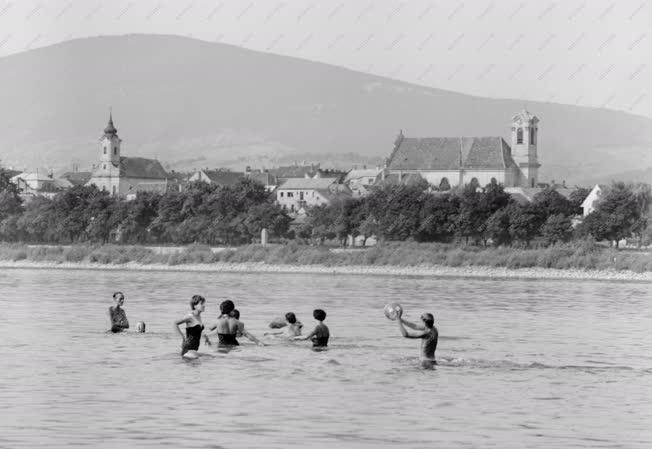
xmin=399 ymin=317 xmax=425 ymax=330
xmin=397 ymin=318 xmax=427 ymax=339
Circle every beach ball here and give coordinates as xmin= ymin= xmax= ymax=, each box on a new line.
xmin=384 ymin=303 xmax=402 ymax=321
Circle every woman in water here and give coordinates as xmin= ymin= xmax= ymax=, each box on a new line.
xmin=265 ymin=312 xmax=303 ymax=338
xmin=294 ymin=309 xmax=329 ymax=348
xmin=204 ymin=300 xmax=240 ymax=347
xmin=174 ymin=295 xmax=206 ymax=357
xmin=108 ymin=291 xmax=130 ymax=333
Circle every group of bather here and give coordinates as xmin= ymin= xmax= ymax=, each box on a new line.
xmin=108 ymin=291 xmax=330 ymax=358
xmin=108 ymin=291 xmax=438 ymax=364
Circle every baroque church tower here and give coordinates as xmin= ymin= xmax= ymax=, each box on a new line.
xmin=100 ymin=111 xmax=121 ymax=166
xmin=511 ymin=109 xmax=540 ymax=187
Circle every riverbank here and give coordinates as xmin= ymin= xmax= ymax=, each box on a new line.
xmin=1 ymin=259 xmax=650 ymax=282
xmin=0 ymin=241 xmax=650 ymax=282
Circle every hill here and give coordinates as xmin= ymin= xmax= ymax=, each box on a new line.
xmin=0 ymin=34 xmax=651 ymax=184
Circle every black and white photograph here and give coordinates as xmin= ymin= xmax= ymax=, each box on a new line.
xmin=0 ymin=1 xmax=651 ymax=448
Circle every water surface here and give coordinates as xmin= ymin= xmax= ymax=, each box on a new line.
xmin=1 ymin=268 xmax=651 ymax=448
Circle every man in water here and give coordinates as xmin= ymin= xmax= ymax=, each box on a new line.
xmin=108 ymin=291 xmax=129 ymax=333
xmin=396 ymin=309 xmax=438 ymax=366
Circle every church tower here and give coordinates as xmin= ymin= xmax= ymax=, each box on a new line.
xmin=100 ymin=111 xmax=121 ymax=166
xmin=511 ymin=109 xmax=540 ymax=187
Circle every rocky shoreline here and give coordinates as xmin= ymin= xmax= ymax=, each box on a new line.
xmin=1 ymin=260 xmax=650 ymax=282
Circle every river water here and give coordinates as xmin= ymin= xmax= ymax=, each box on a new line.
xmin=1 ymin=268 xmax=650 ymax=448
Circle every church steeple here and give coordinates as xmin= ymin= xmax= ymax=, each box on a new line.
xmin=99 ymin=109 xmax=121 ymax=166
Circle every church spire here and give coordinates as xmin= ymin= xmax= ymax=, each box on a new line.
xmin=104 ymin=108 xmax=118 ymax=136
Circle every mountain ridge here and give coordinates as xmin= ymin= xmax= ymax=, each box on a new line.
xmin=0 ymin=33 xmax=651 ymax=184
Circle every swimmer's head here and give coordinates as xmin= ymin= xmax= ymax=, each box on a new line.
xmin=112 ymin=291 xmax=125 ymax=305
xmin=313 ymin=309 xmax=326 ymax=321
xmin=421 ymin=313 xmax=434 ymax=328
xmin=220 ymin=300 xmax=235 ymax=316
xmin=285 ymin=312 xmax=297 ymax=324
xmin=190 ymin=295 xmax=205 ymax=311
xmin=231 ymin=309 xmax=240 ymax=320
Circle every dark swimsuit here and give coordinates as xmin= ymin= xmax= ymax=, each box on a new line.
xmin=182 ymin=324 xmax=204 ymax=353
xmin=217 ymin=333 xmax=239 ymax=346
xmin=311 ymin=336 xmax=329 ymax=348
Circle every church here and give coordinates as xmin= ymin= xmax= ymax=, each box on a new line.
xmin=383 ymin=110 xmax=540 ymax=189
xmin=87 ymin=113 xmax=169 ymax=196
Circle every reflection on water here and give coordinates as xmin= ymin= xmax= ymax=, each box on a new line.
xmin=1 ymin=268 xmax=651 ymax=448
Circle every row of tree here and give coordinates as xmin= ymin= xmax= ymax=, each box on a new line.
xmin=0 ymin=166 xmax=649 ymax=247
xmin=297 ymin=179 xmax=650 ymax=248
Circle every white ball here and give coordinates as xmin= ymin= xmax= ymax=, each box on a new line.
xmin=384 ymin=303 xmax=402 ymax=321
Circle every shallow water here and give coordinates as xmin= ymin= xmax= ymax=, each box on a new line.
xmin=1 ymin=268 xmax=651 ymax=448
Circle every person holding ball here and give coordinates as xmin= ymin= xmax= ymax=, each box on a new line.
xmin=396 ymin=308 xmax=438 ymax=367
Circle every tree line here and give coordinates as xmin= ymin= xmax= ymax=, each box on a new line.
xmin=0 ymin=167 xmax=649 ymax=247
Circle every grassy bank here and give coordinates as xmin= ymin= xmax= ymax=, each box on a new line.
xmin=0 ymin=241 xmax=650 ymax=273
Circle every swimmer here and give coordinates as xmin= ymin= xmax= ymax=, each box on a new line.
xmin=204 ymin=300 xmax=240 ymax=347
xmin=108 ymin=291 xmax=129 ymax=333
xmin=230 ymin=309 xmax=265 ymax=346
xmin=396 ymin=309 xmax=438 ymax=366
xmin=294 ymin=309 xmax=329 ymax=348
xmin=174 ymin=295 xmax=206 ymax=357
xmin=265 ymin=312 xmax=303 ymax=338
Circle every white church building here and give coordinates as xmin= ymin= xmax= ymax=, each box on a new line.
xmin=383 ymin=110 xmax=540 ymax=189
xmin=87 ymin=113 xmax=169 ymax=196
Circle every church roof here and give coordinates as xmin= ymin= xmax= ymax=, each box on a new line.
xmin=119 ymin=157 xmax=168 ymax=180
xmin=279 ymin=177 xmax=338 ymax=190
xmin=387 ymin=136 xmax=517 ymax=171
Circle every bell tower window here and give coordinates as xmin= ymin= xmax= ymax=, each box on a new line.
xmin=530 ymin=128 xmax=536 ymax=144
xmin=113 ymin=147 xmax=117 ymax=155
xmin=517 ymin=128 xmax=523 ymax=144
xmin=103 ymin=146 xmax=107 ymax=154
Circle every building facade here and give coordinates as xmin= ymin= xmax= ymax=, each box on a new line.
xmin=276 ymin=178 xmax=351 ymax=212
xmin=87 ymin=113 xmax=169 ymax=196
xmin=383 ymin=110 xmax=540 ymax=189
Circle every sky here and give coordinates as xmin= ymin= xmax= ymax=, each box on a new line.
xmin=1 ymin=0 xmax=651 ymax=118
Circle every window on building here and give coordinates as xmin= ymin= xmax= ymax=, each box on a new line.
xmin=311 ymin=191 xmax=315 ymax=197
xmin=300 ymin=191 xmax=304 ymax=200
xmin=112 ymin=185 xmax=116 ymax=195
xmin=291 ymin=204 xmax=295 ymax=212
xmin=517 ymin=128 xmax=523 ymax=144
xmin=103 ymin=146 xmax=107 ymax=154
xmin=103 ymin=164 xmax=106 ymax=169
xmin=439 ymin=177 xmax=450 ymax=191
xmin=113 ymin=147 xmax=117 ymax=155
xmin=280 ymin=192 xmax=284 ymax=197
xmin=288 ymin=192 xmax=294 ymax=198
xmin=530 ymin=128 xmax=535 ymax=144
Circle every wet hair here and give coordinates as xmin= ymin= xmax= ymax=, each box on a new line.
xmin=285 ymin=312 xmax=297 ymax=324
xmin=231 ymin=309 xmax=240 ymax=320
xmin=313 ymin=309 xmax=326 ymax=321
xmin=220 ymin=300 xmax=235 ymax=315
xmin=421 ymin=313 xmax=435 ymax=328
xmin=112 ymin=291 xmax=124 ymax=300
xmin=190 ymin=295 xmax=205 ymax=310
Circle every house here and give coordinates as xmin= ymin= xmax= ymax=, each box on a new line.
xmin=504 ymin=186 xmax=574 ymax=206
xmin=188 ymin=169 xmax=244 ymax=187
xmin=581 ymin=184 xmax=605 ymax=217
xmin=244 ymin=167 xmax=278 ymax=192
xmin=344 ymin=167 xmax=383 ymax=197
xmin=276 ymin=177 xmax=351 ymax=212
xmin=87 ymin=113 xmax=169 ymax=196
xmin=60 ymin=169 xmax=93 ymax=187
xmin=11 ymin=169 xmax=73 ymax=198
xmin=382 ymin=110 xmax=540 ymax=189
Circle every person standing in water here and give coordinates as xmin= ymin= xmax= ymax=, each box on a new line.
xmin=229 ymin=309 xmax=265 ymax=346
xmin=108 ymin=292 xmax=129 ymax=333
xmin=204 ymin=300 xmax=240 ymax=347
xmin=396 ymin=309 xmax=438 ymax=366
xmin=294 ymin=309 xmax=329 ymax=348
xmin=265 ymin=312 xmax=303 ymax=338
xmin=174 ymin=295 xmax=206 ymax=356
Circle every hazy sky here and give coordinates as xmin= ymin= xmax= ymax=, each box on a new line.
xmin=2 ymin=0 xmax=651 ymax=117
